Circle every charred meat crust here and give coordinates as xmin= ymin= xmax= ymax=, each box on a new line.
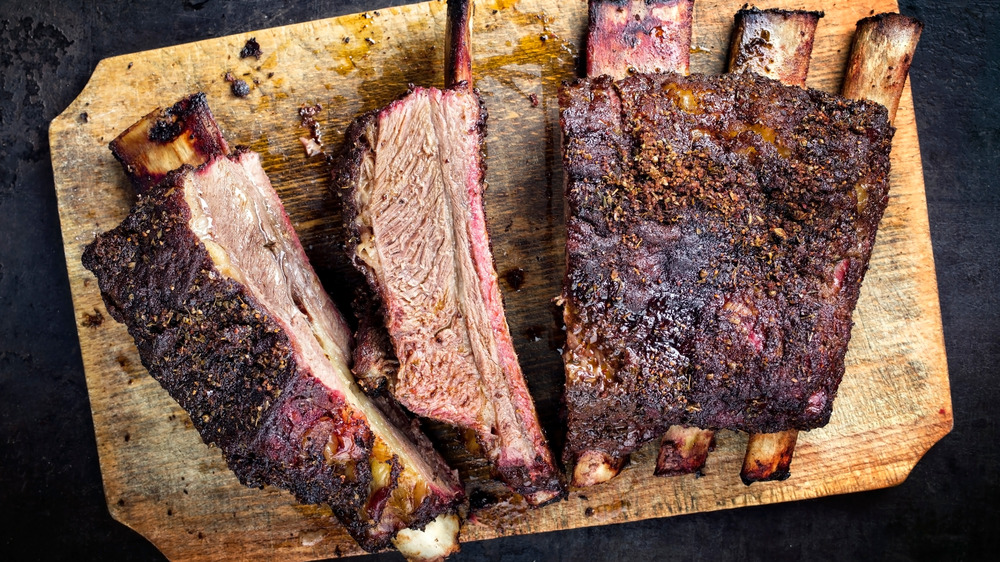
xmin=83 ymin=152 xmax=462 ymax=552
xmin=560 ymin=72 xmax=893 ymax=463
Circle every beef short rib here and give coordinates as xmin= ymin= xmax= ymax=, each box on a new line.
xmin=338 ymin=84 xmax=564 ymax=505
xmin=83 ymin=104 xmax=464 ymax=553
xmin=560 ymin=72 xmax=893 ymax=468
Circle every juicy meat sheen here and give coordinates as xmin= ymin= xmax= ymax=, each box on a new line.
xmin=339 ymin=85 xmax=563 ymax=505
xmin=560 ymin=72 xmax=893 ymax=466
xmin=83 ymin=149 xmax=463 ymax=551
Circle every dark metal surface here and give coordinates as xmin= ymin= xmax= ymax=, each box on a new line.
xmin=1 ymin=0 xmax=996 ymax=560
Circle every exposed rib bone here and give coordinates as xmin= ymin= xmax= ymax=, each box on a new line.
xmin=742 ymin=12 xmax=921 ymax=486
xmin=586 ymin=0 xmax=694 ymax=79
xmin=445 ymin=0 xmax=474 ymax=87
xmin=109 ymin=93 xmax=228 ymax=193
xmin=728 ymin=7 xmax=823 ymax=86
xmin=655 ymin=426 xmax=716 ymax=477
xmin=571 ymin=0 xmax=694 ymax=488
xmin=742 ymin=430 xmax=799 ymax=484
xmin=842 ymin=13 xmax=924 ymax=121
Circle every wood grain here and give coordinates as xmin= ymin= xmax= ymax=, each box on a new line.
xmin=49 ymin=0 xmax=952 ymax=559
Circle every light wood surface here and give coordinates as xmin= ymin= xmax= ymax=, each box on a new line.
xmin=49 ymin=0 xmax=952 ymax=559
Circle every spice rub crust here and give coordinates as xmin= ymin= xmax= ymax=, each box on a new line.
xmin=560 ymin=72 xmax=893 ymax=462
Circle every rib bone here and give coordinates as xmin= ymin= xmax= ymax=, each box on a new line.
xmin=571 ymin=0 xmax=695 ymax=488
xmin=742 ymin=12 xmax=921 ymax=485
xmin=586 ymin=0 xmax=694 ymax=79
xmin=728 ymin=8 xmax=823 ymax=485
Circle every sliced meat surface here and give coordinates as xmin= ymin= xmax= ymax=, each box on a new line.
xmin=340 ymin=85 xmax=563 ymax=505
xmin=83 ymin=148 xmax=463 ymax=551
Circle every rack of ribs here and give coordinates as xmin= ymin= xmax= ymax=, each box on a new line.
xmin=560 ymin=0 xmax=920 ymax=487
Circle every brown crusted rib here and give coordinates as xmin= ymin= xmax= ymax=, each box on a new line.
xmin=109 ymin=93 xmax=229 ymax=194
xmin=742 ymin=11 xmax=922 ymax=486
xmin=560 ymin=72 xmax=894 ymax=487
xmin=658 ymin=8 xmax=823 ymax=482
xmin=729 ymin=8 xmax=821 ymax=485
xmin=85 ymin=95 xmax=464 ymax=557
xmin=572 ymin=0 xmax=695 ymax=487
xmin=587 ymin=0 xmax=694 ymax=79
xmin=338 ymin=0 xmax=564 ymax=506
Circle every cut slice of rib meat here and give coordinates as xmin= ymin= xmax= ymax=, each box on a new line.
xmin=83 ymin=97 xmax=464 ymax=553
xmin=339 ymin=84 xmax=564 ymax=505
xmin=559 ymin=71 xmax=894 ymax=472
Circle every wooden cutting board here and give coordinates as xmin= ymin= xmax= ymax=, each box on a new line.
xmin=49 ymin=0 xmax=952 ymax=559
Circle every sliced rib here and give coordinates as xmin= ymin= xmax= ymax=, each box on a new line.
xmin=338 ymin=0 xmax=564 ymax=506
xmin=84 ymin=95 xmax=464 ymax=556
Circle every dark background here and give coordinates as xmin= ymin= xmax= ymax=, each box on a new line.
xmin=1 ymin=0 xmax=996 ymax=560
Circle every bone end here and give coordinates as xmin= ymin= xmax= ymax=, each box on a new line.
xmin=741 ymin=430 xmax=799 ymax=485
xmin=586 ymin=0 xmax=694 ymax=79
xmin=727 ymin=8 xmax=824 ymax=87
xmin=109 ymin=93 xmax=229 ymax=194
xmin=655 ymin=426 xmax=716 ymax=476
xmin=445 ymin=0 xmax=474 ymax=87
xmin=393 ymin=513 xmax=461 ymax=562
xmin=842 ymin=13 xmax=924 ymax=121
xmin=572 ymin=449 xmax=625 ymax=487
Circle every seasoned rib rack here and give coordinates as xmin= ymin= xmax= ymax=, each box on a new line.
xmin=560 ymin=71 xmax=894 ymax=472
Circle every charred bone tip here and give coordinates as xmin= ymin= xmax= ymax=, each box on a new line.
xmin=571 ymin=450 xmax=624 ymax=487
xmin=445 ymin=0 xmax=474 ymax=88
xmin=586 ymin=0 xmax=695 ymax=79
xmin=727 ymin=8 xmax=824 ymax=87
xmin=741 ymin=430 xmax=799 ymax=485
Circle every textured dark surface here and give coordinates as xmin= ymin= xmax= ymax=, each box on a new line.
xmin=560 ymin=72 xmax=893 ymax=462
xmin=0 ymin=0 xmax=996 ymax=560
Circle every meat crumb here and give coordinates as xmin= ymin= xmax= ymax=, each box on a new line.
xmin=298 ymin=103 xmax=324 ymax=151
xmin=224 ymin=72 xmax=251 ymax=97
xmin=528 ymin=93 xmax=539 ymax=107
xmin=231 ymin=79 xmax=250 ymax=97
xmin=300 ymin=137 xmax=323 ymax=157
xmin=240 ymin=37 xmax=263 ymax=59
xmin=82 ymin=309 xmax=105 ymax=328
